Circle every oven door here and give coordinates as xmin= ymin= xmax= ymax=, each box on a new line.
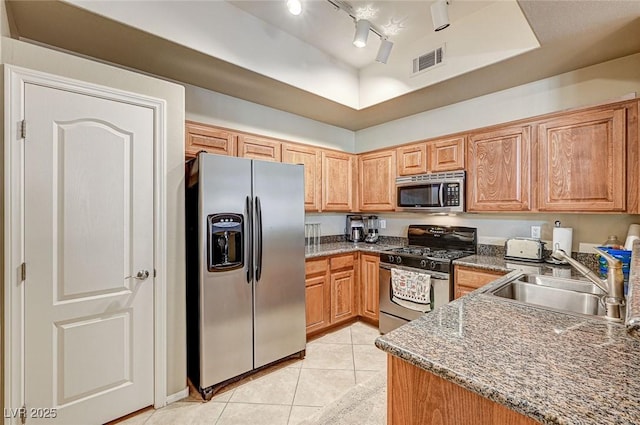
xmin=379 ymin=263 xmax=451 ymax=333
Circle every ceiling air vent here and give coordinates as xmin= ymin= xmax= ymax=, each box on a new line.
xmin=412 ymin=46 xmax=445 ymax=75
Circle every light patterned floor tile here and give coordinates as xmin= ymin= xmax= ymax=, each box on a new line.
xmin=229 ymin=367 xmax=300 ymax=405
xmin=190 ymin=402 xmax=227 ymax=425
xmin=356 ymin=370 xmax=382 ymax=385
xmin=144 ymin=401 xmax=202 ymax=425
xmin=301 ymin=343 xmax=354 ymax=370
xmin=309 ymin=326 xmax=352 ymax=344
xmin=350 ymin=322 xmax=381 ymax=345
xmin=114 ymin=408 xmax=155 ymax=425
xmin=353 ymin=344 xmax=387 ymax=372
xmin=287 ymin=406 xmax=322 ymax=425
xmin=215 ymin=403 xmax=291 ymax=425
xmin=293 ymin=368 xmax=356 ymax=407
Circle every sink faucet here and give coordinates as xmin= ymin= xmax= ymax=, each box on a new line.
xmin=551 ymin=248 xmax=625 ymax=320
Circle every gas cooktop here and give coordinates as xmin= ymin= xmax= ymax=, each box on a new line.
xmin=387 ymin=246 xmax=471 ymax=260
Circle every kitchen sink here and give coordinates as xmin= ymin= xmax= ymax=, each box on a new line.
xmin=486 ymin=274 xmax=608 ymax=318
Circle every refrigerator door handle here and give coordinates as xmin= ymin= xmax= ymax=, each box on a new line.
xmin=255 ymin=196 xmax=263 ymax=282
xmin=246 ymin=195 xmax=253 ymax=284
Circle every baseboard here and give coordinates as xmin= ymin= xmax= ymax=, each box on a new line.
xmin=166 ymin=387 xmax=189 ymax=404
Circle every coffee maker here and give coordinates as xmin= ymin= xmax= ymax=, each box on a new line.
xmin=364 ymin=216 xmax=379 ymax=244
xmin=346 ymin=215 xmax=366 ymax=242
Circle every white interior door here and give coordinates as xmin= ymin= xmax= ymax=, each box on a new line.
xmin=23 ymin=83 xmax=155 ymax=424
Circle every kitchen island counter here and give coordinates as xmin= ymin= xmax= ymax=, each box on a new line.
xmin=376 ymin=241 xmax=640 ymax=424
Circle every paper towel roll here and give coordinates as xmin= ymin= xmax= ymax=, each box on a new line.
xmin=553 ymin=226 xmax=573 ymax=255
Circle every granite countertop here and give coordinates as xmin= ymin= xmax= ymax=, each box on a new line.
xmin=376 ymin=242 xmax=640 ymax=425
xmin=304 ymin=242 xmax=402 ymax=258
xmin=454 ymin=254 xmax=589 ymax=280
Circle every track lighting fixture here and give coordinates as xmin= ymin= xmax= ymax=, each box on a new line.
xmin=375 ymin=38 xmax=393 ymax=64
xmin=353 ymin=19 xmax=371 ymax=48
xmin=431 ymin=0 xmax=450 ymax=32
xmin=287 ymin=0 xmax=302 ymax=16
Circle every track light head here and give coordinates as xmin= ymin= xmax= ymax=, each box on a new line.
xmin=431 ymin=0 xmax=450 ymax=32
xmin=375 ymin=38 xmax=393 ymax=64
xmin=353 ymin=19 xmax=371 ymax=48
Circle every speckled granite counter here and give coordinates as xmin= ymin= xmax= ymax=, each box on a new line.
xmin=376 ymin=244 xmax=640 ymax=424
xmin=304 ymin=242 xmax=402 ymax=259
xmin=454 ymin=254 xmax=590 ymax=280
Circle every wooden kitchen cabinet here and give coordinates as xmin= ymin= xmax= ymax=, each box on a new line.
xmin=238 ymin=133 xmax=282 ymax=162
xmin=427 ymin=136 xmax=465 ymax=172
xmin=283 ymin=143 xmax=322 ymax=211
xmin=537 ymin=107 xmax=626 ymax=212
xmin=454 ymin=265 xmax=506 ymax=299
xmin=387 ymin=355 xmax=538 ymax=425
xmin=396 ymin=143 xmax=427 ymax=176
xmin=185 ymin=121 xmax=237 ymax=158
xmin=467 ymin=125 xmax=532 ymax=212
xmin=358 ymin=150 xmax=396 ymax=211
xmin=330 ymin=253 xmax=358 ymax=324
xmin=305 ymin=258 xmax=331 ymax=335
xmin=321 ymin=150 xmax=356 ymax=211
xmin=359 ymin=253 xmax=380 ymax=324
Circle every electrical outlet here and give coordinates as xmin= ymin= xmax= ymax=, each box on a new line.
xmin=379 ymin=219 xmax=386 ymax=229
xmin=531 ymin=225 xmax=541 ymax=239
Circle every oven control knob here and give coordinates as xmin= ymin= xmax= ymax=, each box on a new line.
xmin=430 ymin=261 xmax=437 ymax=270
xmin=395 ymin=256 xmax=402 ymax=264
xmin=387 ymin=254 xmax=395 ymax=263
xmin=420 ymin=259 xmax=427 ymax=268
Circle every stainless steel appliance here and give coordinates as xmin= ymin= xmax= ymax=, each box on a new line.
xmin=186 ymin=152 xmax=306 ymax=400
xmin=504 ymin=237 xmax=546 ymax=262
xmin=396 ymin=171 xmax=465 ymax=212
xmin=346 ymin=214 xmax=366 ymax=242
xmin=379 ymin=225 xmax=477 ymax=333
xmin=364 ymin=215 xmax=379 ymax=244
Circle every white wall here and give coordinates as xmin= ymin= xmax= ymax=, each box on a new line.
xmin=356 ymin=52 xmax=640 ymax=152
xmin=185 ymin=84 xmax=355 ymax=152
xmin=1 ymin=38 xmax=187 ymax=398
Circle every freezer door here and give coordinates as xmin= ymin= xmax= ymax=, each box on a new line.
xmin=252 ymin=160 xmax=306 ymax=368
xmin=198 ymin=153 xmax=254 ymax=388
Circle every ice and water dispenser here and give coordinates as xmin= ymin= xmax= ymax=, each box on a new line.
xmin=207 ymin=213 xmax=244 ymax=271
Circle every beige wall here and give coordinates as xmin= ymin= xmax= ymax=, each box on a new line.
xmin=1 ymin=37 xmax=187 ymax=398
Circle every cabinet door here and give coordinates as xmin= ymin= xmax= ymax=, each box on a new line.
xmin=185 ymin=121 xmax=236 ymax=158
xmin=321 ymin=151 xmax=355 ymax=211
xmin=538 ymin=108 xmax=626 ymax=212
xmin=467 ymin=125 xmax=532 ymax=212
xmin=331 ymin=269 xmax=356 ymax=323
xmin=283 ymin=143 xmax=321 ymax=211
xmin=454 ymin=265 xmax=505 ymax=299
xmin=305 ymin=275 xmax=330 ymax=334
xmin=360 ymin=254 xmax=380 ymax=322
xmin=396 ymin=144 xmax=427 ymax=176
xmin=238 ymin=134 xmax=282 ymax=162
xmin=427 ymin=136 xmax=465 ymax=172
xmin=359 ymin=150 xmax=396 ymax=211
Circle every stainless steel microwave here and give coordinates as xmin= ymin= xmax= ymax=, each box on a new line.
xmin=396 ymin=171 xmax=465 ymax=212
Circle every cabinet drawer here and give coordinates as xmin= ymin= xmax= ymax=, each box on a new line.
xmin=305 ymin=258 xmax=328 ymax=276
xmin=330 ymin=254 xmax=355 ymax=271
xmin=455 ymin=266 xmax=505 ymax=289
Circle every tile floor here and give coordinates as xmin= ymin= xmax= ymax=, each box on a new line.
xmin=118 ymin=321 xmax=386 ymax=425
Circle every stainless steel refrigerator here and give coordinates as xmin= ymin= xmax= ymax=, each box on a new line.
xmin=186 ymin=152 xmax=306 ymax=400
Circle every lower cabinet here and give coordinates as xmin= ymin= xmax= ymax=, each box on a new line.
xmin=305 ymin=252 xmax=378 ymax=337
xmin=454 ymin=265 xmax=506 ymax=299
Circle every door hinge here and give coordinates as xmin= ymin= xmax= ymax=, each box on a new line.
xmin=19 ymin=120 xmax=26 ymax=139
xmin=20 ymin=404 xmax=26 ymax=424
xmin=20 ymin=263 xmax=26 ymax=282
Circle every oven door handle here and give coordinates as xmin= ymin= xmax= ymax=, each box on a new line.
xmin=379 ymin=263 xmax=449 ymax=281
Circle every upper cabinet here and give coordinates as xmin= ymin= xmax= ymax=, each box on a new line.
xmin=467 ymin=125 xmax=532 ymax=212
xmin=428 ymin=136 xmax=465 ymax=172
xmin=537 ymin=108 xmax=626 ymax=212
xmin=238 ymin=134 xmax=282 ymax=162
xmin=322 ymin=151 xmax=356 ymax=212
xmin=396 ymin=143 xmax=427 ymax=176
xmin=359 ymin=150 xmax=396 ymax=211
xmin=185 ymin=121 xmax=236 ymax=158
xmin=283 ymin=143 xmax=322 ymax=212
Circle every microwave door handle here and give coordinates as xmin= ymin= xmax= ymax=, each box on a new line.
xmin=246 ymin=196 xmax=253 ymax=283
xmin=438 ymin=184 xmax=444 ymax=207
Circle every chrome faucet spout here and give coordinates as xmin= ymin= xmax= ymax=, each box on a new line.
xmin=551 ymin=248 xmax=625 ymax=321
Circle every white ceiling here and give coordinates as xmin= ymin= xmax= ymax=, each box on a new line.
xmin=7 ymin=0 xmax=640 ymax=130
xmin=228 ymin=0 xmax=493 ymax=69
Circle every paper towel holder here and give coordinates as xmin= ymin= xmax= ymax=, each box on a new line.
xmin=546 ymin=220 xmax=573 ymax=265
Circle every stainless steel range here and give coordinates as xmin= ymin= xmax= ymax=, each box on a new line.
xmin=379 ymin=225 xmax=477 ymax=333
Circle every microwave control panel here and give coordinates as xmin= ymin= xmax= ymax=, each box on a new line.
xmin=444 ymin=183 xmax=460 ymax=207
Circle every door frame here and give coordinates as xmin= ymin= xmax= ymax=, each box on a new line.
xmin=3 ymin=65 xmax=169 ymax=420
